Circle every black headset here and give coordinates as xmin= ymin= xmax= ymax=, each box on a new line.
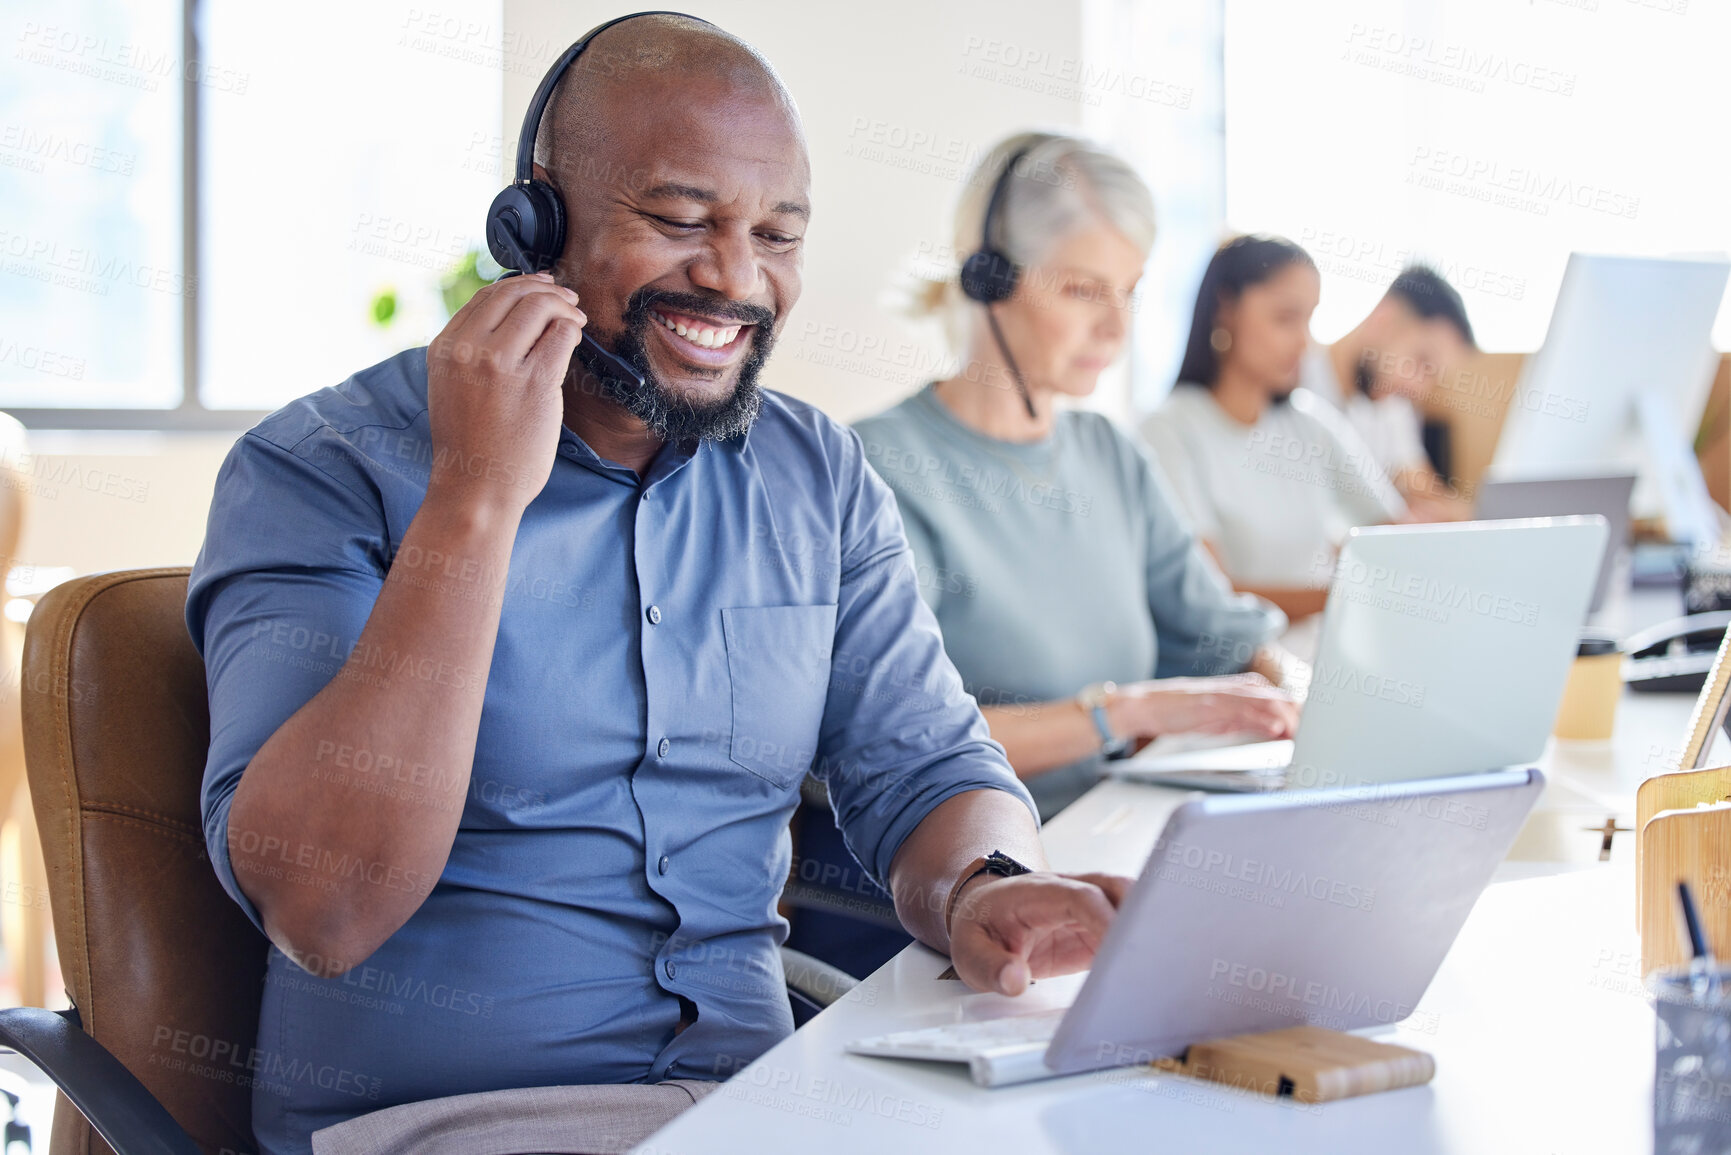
xmin=958 ymin=145 xmax=1037 ymax=418
xmin=485 ymin=11 xmax=713 ymax=389
xmin=959 ymin=146 xmax=1030 ymax=305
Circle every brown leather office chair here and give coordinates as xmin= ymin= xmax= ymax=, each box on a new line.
xmin=0 ymin=567 xmax=856 ymax=1155
xmin=2 ymin=567 xmax=261 ymax=1155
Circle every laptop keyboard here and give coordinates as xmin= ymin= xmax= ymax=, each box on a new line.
xmin=1136 ymin=729 xmax=1279 ymax=758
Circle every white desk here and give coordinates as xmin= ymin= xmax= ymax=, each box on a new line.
xmin=641 ymin=864 xmax=1647 ymax=1155
xmin=640 ymin=589 xmax=1701 ymax=1154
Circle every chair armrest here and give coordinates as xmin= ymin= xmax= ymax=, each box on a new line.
xmin=0 ymin=1005 xmax=202 ymax=1155
xmin=779 ymin=947 xmax=859 ymax=1009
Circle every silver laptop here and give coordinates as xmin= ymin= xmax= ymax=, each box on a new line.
xmin=847 ymin=769 xmax=1544 ymax=1087
xmin=1474 ymin=472 xmax=1635 ymax=611
xmin=1118 ymin=517 xmax=1607 ymax=792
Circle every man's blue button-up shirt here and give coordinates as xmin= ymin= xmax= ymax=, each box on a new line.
xmin=185 ymin=349 xmax=1035 ymax=1153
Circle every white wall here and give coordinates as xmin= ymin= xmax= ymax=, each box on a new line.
xmin=1224 ymin=0 xmax=1731 ymax=353
xmin=11 ymin=433 xmax=236 ymax=575
xmin=501 ymin=0 xmax=1091 ymax=422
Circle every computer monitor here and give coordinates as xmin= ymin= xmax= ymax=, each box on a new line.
xmin=1488 ymin=253 xmax=1730 ymax=548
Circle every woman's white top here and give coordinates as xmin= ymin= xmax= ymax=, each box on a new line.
xmin=1139 ymin=384 xmax=1406 ymax=587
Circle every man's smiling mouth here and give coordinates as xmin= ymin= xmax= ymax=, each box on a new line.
xmin=651 ymin=308 xmax=746 ymax=350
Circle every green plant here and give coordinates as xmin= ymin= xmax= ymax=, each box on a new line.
xmin=369 ymin=288 xmax=397 ymax=327
xmin=440 ymin=248 xmax=492 ymax=318
xmin=364 ymin=249 xmax=499 ymax=331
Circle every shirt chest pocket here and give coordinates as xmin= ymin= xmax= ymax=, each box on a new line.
xmin=721 ymin=604 xmax=837 ymax=789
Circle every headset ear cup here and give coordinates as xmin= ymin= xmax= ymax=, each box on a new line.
xmin=526 ymin=179 xmax=566 ymax=273
xmin=486 ymin=184 xmax=536 ymax=271
xmin=959 ymin=248 xmax=1020 ymax=304
xmin=485 ymin=180 xmax=567 ymax=273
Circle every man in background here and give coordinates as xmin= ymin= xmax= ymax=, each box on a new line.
xmin=1300 ymin=265 xmax=1477 ymax=520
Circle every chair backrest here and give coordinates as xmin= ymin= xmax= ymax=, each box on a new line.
xmin=22 ymin=568 xmax=266 ymax=1155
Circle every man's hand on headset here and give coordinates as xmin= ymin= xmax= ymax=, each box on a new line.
xmin=425 ymin=272 xmax=587 ymax=517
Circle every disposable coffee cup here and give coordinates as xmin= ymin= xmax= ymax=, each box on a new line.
xmin=1553 ymin=629 xmax=1622 ymax=741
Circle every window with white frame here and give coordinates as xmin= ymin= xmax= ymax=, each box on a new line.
xmin=0 ymin=0 xmax=503 ymax=425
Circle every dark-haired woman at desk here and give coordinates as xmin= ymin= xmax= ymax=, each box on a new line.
xmin=1139 ymin=235 xmax=1407 ymax=622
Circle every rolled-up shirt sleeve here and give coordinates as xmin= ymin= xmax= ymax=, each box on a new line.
xmin=1136 ymin=444 xmax=1287 ymax=679
xmin=184 ymin=431 xmax=391 ymax=935
xmin=816 ymin=428 xmax=1036 ymax=889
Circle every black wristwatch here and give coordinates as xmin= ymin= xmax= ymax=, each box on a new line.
xmin=945 ymin=849 xmax=1033 ymax=937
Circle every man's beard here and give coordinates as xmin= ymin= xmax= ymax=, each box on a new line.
xmin=575 ymin=287 xmax=776 ymax=443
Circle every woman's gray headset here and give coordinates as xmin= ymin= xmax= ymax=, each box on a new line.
xmin=958 ymin=144 xmax=1038 ymax=419
xmin=484 ymin=11 xmax=714 ymax=389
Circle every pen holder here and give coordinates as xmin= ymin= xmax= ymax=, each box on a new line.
xmin=1651 ymin=967 xmax=1731 ymax=1152
xmin=1637 ymin=631 xmax=1731 ymax=973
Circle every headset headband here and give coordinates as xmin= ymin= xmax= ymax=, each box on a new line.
xmin=514 ymin=12 xmax=710 ymax=183
xmin=979 ymin=144 xmax=1032 ymax=258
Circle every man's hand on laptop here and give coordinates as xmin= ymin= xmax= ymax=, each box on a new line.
xmin=948 ymin=872 xmax=1135 ymax=997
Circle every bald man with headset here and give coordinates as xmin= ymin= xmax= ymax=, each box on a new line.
xmin=186 ymin=13 xmax=1130 ymax=1154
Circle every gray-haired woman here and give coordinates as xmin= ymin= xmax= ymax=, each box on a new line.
xmin=854 ymin=131 xmax=1300 ymax=819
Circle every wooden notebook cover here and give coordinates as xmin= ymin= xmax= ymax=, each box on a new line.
xmin=1635 ymin=767 xmax=1731 ymax=928
xmin=1152 ymin=1025 xmax=1435 ymax=1104
xmin=1640 ymin=804 xmax=1731 ymax=975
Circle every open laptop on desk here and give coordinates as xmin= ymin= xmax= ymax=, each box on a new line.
xmin=1474 ymin=471 xmax=1634 ymax=612
xmin=1116 ymin=517 xmax=1607 ymax=792
xmin=847 ymin=769 xmax=1544 ymax=1087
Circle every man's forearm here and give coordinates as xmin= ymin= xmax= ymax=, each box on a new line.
xmin=226 ymin=489 xmax=521 ymax=974
xmin=886 ymin=788 xmax=1046 ymax=955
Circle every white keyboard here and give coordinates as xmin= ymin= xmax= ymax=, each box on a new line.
xmin=846 ymin=1010 xmax=1075 ymax=1086
xmin=849 ymin=1008 xmax=1067 ymax=1061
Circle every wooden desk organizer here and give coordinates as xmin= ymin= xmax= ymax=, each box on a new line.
xmin=1636 ymin=631 xmax=1731 ymax=975
xmin=1152 ymin=1025 xmax=1435 ymax=1104
xmin=1640 ymin=795 xmax=1731 ymax=975
xmin=1636 ymin=766 xmax=1731 ymax=933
